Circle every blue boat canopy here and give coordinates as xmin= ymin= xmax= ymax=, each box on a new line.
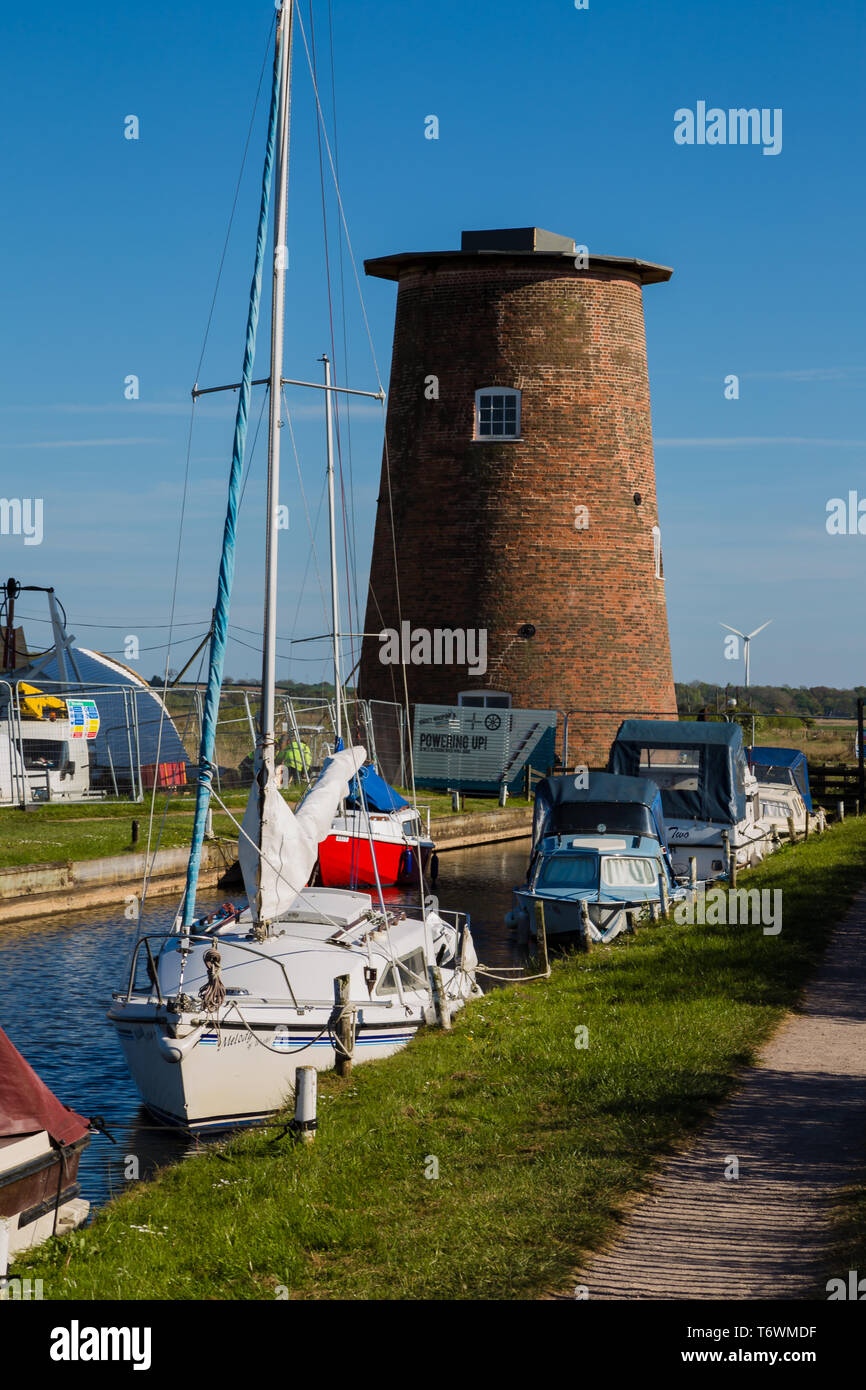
xmin=346 ymin=760 xmax=408 ymax=813
xmin=608 ymin=719 xmax=748 ymax=824
xmin=532 ymin=771 xmax=667 ymax=851
xmin=749 ymin=746 xmax=812 ymax=812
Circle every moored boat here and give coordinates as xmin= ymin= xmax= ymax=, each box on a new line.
xmin=608 ymin=719 xmax=773 ymax=880
xmin=318 ymin=764 xmax=433 ymax=887
xmin=749 ymin=746 xmax=815 ymax=839
xmin=0 ymin=1027 xmax=90 ymax=1260
xmin=508 ymin=772 xmax=682 ymax=944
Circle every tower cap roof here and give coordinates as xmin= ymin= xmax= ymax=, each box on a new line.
xmin=365 ymin=227 xmax=672 ymax=285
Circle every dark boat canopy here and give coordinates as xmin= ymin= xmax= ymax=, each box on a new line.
xmin=0 ymin=1027 xmax=89 ymax=1148
xmin=532 ymin=771 xmax=667 ymax=850
xmin=608 ymin=720 xmax=747 ymax=824
xmin=749 ymin=746 xmax=812 ymax=812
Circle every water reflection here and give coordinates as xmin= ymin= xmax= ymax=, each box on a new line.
xmin=0 ymin=836 xmax=531 ymax=1210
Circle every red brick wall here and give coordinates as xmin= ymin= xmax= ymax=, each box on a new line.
xmin=358 ymin=257 xmax=676 ymax=766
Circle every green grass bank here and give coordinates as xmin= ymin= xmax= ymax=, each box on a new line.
xmin=0 ymin=790 xmax=527 ymax=869
xmin=19 ymin=817 xmax=866 ymax=1300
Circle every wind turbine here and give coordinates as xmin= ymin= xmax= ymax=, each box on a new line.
xmin=720 ymin=620 xmax=772 ymax=688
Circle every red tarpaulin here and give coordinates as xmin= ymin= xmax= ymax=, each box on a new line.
xmin=0 ymin=1026 xmax=89 ymax=1147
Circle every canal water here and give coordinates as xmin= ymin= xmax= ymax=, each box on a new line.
xmin=0 ymin=837 xmax=531 ymax=1212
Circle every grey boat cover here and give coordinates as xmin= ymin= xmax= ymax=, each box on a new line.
xmin=608 ymin=720 xmax=747 ymax=824
xmin=532 ymin=770 xmax=667 ymax=851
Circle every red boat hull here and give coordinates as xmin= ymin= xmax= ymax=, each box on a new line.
xmin=317 ymin=833 xmax=432 ymax=888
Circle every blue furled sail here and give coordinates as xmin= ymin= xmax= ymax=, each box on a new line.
xmin=180 ymin=31 xmax=284 ymax=929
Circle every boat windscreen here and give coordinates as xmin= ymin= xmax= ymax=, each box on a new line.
xmin=752 ymin=764 xmax=795 ymax=787
xmin=536 ymin=853 xmax=598 ymax=889
xmin=548 ymin=801 xmax=657 ymax=838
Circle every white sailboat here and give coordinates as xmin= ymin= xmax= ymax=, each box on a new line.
xmin=108 ymin=2 xmax=479 ymax=1133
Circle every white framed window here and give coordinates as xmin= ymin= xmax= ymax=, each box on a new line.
xmin=474 ymin=387 xmax=521 ymax=440
xmin=652 ymin=524 xmax=663 ymax=579
xmin=458 ymin=690 xmax=512 ymax=709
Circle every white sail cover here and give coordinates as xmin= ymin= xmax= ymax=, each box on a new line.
xmin=239 ymin=745 xmax=366 ymax=923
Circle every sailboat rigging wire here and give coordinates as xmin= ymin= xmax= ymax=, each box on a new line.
xmin=141 ymin=19 xmax=275 ymax=923
xmin=307 ymin=1 xmax=359 ymax=690
xmin=140 ymin=647 xmax=209 ymax=920
xmin=193 ymin=13 xmax=277 ymax=387
xmin=182 ymin=16 xmax=285 ymax=930
xmin=281 ymin=385 xmax=332 ymax=653
xmin=294 ymin=8 xmax=383 ymax=393
xmin=207 ymin=786 xmax=348 ymax=932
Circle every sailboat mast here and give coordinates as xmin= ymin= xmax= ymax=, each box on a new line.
xmin=321 ymin=353 xmax=342 ymax=741
xmin=260 ymin=1 xmax=294 ymax=772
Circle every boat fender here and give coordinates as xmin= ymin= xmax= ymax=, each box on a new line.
xmin=504 ymin=909 xmax=519 ymax=929
xmin=156 ymin=1024 xmax=207 ymax=1064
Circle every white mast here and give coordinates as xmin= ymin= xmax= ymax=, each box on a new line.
xmin=257 ymin=1 xmax=293 ymax=908
xmin=321 ymin=353 xmax=342 ymax=742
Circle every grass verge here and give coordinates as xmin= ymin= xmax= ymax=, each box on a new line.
xmin=0 ymin=792 xmax=529 ymax=868
xmin=18 ymin=817 xmax=866 ymax=1300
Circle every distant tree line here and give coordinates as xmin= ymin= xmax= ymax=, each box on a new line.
xmin=677 ymin=681 xmax=866 ymax=720
xmin=149 ymin=675 xmax=339 ymax=699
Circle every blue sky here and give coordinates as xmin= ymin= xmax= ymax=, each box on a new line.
xmin=1 ymin=0 xmax=864 ymax=691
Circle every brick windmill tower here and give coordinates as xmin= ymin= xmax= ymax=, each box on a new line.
xmin=357 ymin=227 xmax=676 ymax=766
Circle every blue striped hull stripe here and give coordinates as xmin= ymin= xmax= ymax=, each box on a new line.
xmin=197 ymin=1034 xmax=416 ymax=1048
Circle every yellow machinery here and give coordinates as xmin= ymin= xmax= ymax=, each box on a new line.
xmin=17 ymin=683 xmax=68 ymax=722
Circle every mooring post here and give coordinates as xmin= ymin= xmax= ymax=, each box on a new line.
xmin=428 ymin=961 xmax=452 ymax=1030
xmin=294 ymin=1066 xmax=317 ymax=1143
xmin=787 ymin=814 xmax=797 ymax=843
xmin=804 ymin=809 xmax=810 ymax=840
xmin=498 ymin=782 xmax=508 ymax=807
xmin=335 ymin=974 xmax=354 ymax=1077
xmin=837 ymin=799 xmax=845 ymax=823
xmin=818 ymin=807 xmax=826 ymax=833
xmin=578 ymin=899 xmax=592 ymax=953
xmin=450 ymin=789 xmax=459 ymax=813
xmin=131 ymin=819 xmax=139 ymax=845
xmin=721 ymin=829 xmax=732 ymax=881
xmin=534 ymin=899 xmax=551 ymax=972
xmin=658 ymin=871 xmax=670 ymax=918
xmin=689 ymin=855 xmax=697 ymax=900
xmin=858 ymin=697 xmax=865 ymax=814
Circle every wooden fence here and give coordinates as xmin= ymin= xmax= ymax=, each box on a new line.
xmin=807 ymin=763 xmax=865 ymax=813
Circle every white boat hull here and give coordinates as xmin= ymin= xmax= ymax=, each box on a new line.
xmin=111 ymin=1005 xmax=426 ymax=1131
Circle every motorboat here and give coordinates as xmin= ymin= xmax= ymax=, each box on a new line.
xmin=609 ymin=719 xmax=773 ymax=880
xmin=0 ymin=1027 xmax=90 ymax=1261
xmin=749 ymin=746 xmax=815 ymax=838
xmin=507 ymin=772 xmax=683 ymax=944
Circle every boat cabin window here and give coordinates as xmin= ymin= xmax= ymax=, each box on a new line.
xmin=601 ymin=856 xmax=659 ymax=888
xmin=376 ymin=948 xmax=428 ymax=995
xmin=474 ymin=387 xmax=521 ymax=440
xmin=760 ymin=798 xmax=792 ymax=820
xmin=752 ymin=765 xmax=796 ymax=789
xmin=636 ymin=747 xmax=701 ymax=793
xmin=546 ymin=801 xmax=656 ymax=839
xmin=16 ymin=738 xmax=71 ymax=772
xmin=535 ymin=853 xmax=598 ymax=890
